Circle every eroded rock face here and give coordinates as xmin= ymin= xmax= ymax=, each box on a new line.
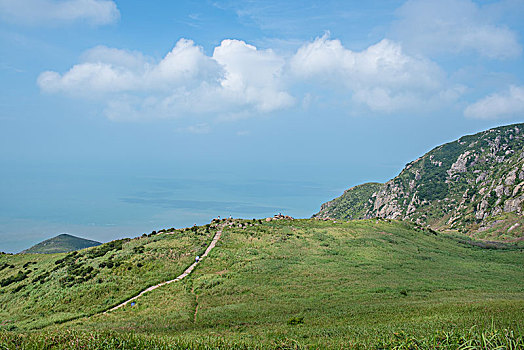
xmin=505 ymin=169 xmax=517 ymax=186
xmin=495 ymin=185 xmax=504 ymax=198
xmin=513 ymin=183 xmax=523 ymax=197
xmin=370 ymin=180 xmax=405 ymax=219
xmin=314 ymin=123 xmax=524 ymax=236
xmin=504 ymin=195 xmax=523 ymax=214
xmin=476 ymin=172 xmax=487 ymax=184
xmin=447 ymin=151 xmax=471 ymax=177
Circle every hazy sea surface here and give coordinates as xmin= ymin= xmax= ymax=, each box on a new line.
xmin=0 ymin=161 xmax=341 ymax=253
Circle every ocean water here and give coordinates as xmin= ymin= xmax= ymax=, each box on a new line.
xmin=0 ymin=160 xmax=341 ymax=253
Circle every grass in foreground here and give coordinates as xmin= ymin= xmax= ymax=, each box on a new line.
xmin=1 ymin=325 xmax=523 ymax=349
xmin=1 ymin=218 xmax=523 ymax=348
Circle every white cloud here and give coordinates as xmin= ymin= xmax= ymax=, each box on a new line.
xmin=38 ymin=40 xmax=222 ymax=97
xmin=464 ymin=85 xmax=524 ymax=119
xmin=392 ymin=0 xmax=521 ymax=59
xmin=38 ymin=39 xmax=293 ymax=120
xmin=38 ymin=35 xmax=472 ymax=120
xmin=80 ymin=46 xmax=149 ymax=70
xmin=38 ymin=62 xmax=138 ymax=95
xmin=213 ymin=39 xmax=294 ymax=112
xmin=0 ymin=0 xmax=119 ymax=26
xmin=290 ymin=35 xmax=453 ymax=112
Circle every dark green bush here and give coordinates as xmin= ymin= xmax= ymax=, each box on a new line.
xmin=287 ymin=316 xmax=304 ymax=325
xmin=0 ymin=271 xmax=29 ymax=287
xmin=87 ymin=239 xmax=126 ymax=259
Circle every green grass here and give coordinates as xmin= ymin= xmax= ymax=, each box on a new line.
xmin=1 ymin=326 xmax=522 ymax=349
xmin=1 ymin=219 xmax=523 ymax=348
xmin=0 ymin=226 xmax=215 ymax=330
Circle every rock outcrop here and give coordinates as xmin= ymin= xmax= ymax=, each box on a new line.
xmin=313 ymin=123 xmax=524 ymax=239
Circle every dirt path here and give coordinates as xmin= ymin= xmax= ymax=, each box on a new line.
xmin=105 ymin=228 xmax=222 ymax=313
xmin=193 ymin=291 xmax=199 ymax=323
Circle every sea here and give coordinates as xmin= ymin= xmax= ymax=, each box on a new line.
xmin=0 ymin=160 xmax=344 ymax=253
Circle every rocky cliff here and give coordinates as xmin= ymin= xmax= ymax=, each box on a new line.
xmin=314 ymin=123 xmax=524 ymax=240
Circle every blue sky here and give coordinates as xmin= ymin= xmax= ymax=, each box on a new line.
xmin=1 ymin=0 xmax=524 ymax=252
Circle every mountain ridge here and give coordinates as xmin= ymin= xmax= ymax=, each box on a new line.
xmin=314 ymin=122 xmax=524 ymax=240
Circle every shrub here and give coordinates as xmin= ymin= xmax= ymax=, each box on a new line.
xmin=0 ymin=271 xmax=29 ymax=287
xmin=22 ymin=261 xmax=35 ymax=269
xmin=32 ymin=271 xmax=50 ymax=284
xmin=133 ymin=246 xmax=144 ymax=254
xmin=86 ymin=239 xmax=126 ymax=259
xmin=12 ymin=284 xmax=25 ymax=293
xmin=287 ymin=316 xmax=304 ymax=325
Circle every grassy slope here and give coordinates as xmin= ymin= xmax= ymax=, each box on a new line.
xmin=315 ymin=183 xmax=382 ymax=220
xmin=0 ymin=226 xmax=215 ymax=330
xmin=22 ymin=234 xmax=101 ymax=254
xmin=33 ymin=219 xmax=524 ymax=348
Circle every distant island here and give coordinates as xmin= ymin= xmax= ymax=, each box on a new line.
xmin=21 ymin=233 xmax=101 ymax=254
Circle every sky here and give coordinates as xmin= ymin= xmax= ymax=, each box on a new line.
xmin=1 ymin=0 xmax=524 ymax=252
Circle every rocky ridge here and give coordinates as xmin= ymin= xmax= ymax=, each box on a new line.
xmin=314 ymin=123 xmax=524 ymax=239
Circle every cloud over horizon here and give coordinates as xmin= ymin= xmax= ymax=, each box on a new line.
xmin=32 ymin=0 xmax=524 ymax=123
xmin=37 ymin=35 xmax=466 ymax=120
xmin=289 ymin=35 xmax=462 ymax=113
xmin=38 ymin=38 xmax=294 ymax=120
xmin=465 ymin=85 xmax=524 ymax=119
xmin=392 ymin=0 xmax=522 ymax=59
xmin=0 ymin=0 xmax=119 ymax=26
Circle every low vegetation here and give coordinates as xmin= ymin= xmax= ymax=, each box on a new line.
xmin=1 ymin=218 xmax=521 ymax=348
xmin=0 ymin=225 xmax=216 ymax=330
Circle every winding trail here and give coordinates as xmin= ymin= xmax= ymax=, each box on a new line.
xmin=105 ymin=228 xmax=222 ymax=313
xmin=193 ymin=290 xmax=199 ymax=323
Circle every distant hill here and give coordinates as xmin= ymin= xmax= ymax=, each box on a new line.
xmin=314 ymin=123 xmax=524 ymax=240
xmin=21 ymin=233 xmax=101 ymax=254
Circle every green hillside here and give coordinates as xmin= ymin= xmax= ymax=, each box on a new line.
xmin=0 ymin=226 xmax=215 ymax=330
xmin=1 ymin=219 xmax=523 ymax=348
xmin=21 ymin=233 xmax=102 ymax=254
xmin=314 ymin=123 xmax=524 ymax=240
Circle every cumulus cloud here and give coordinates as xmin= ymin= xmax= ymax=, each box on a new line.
xmin=213 ymin=39 xmax=294 ymax=112
xmin=392 ymin=0 xmax=522 ymax=59
xmin=290 ymin=35 xmax=454 ymax=112
xmin=38 ymin=35 xmax=470 ymax=120
xmin=0 ymin=0 xmax=119 ymax=25
xmin=464 ymin=85 xmax=524 ymax=119
xmin=38 ymin=39 xmax=293 ymax=120
xmin=39 ymin=40 xmax=220 ymax=96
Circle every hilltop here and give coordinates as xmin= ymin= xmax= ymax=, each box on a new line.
xmin=21 ymin=234 xmax=101 ymax=254
xmin=1 ymin=218 xmax=523 ymax=348
xmin=314 ymin=123 xmax=524 ymax=240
